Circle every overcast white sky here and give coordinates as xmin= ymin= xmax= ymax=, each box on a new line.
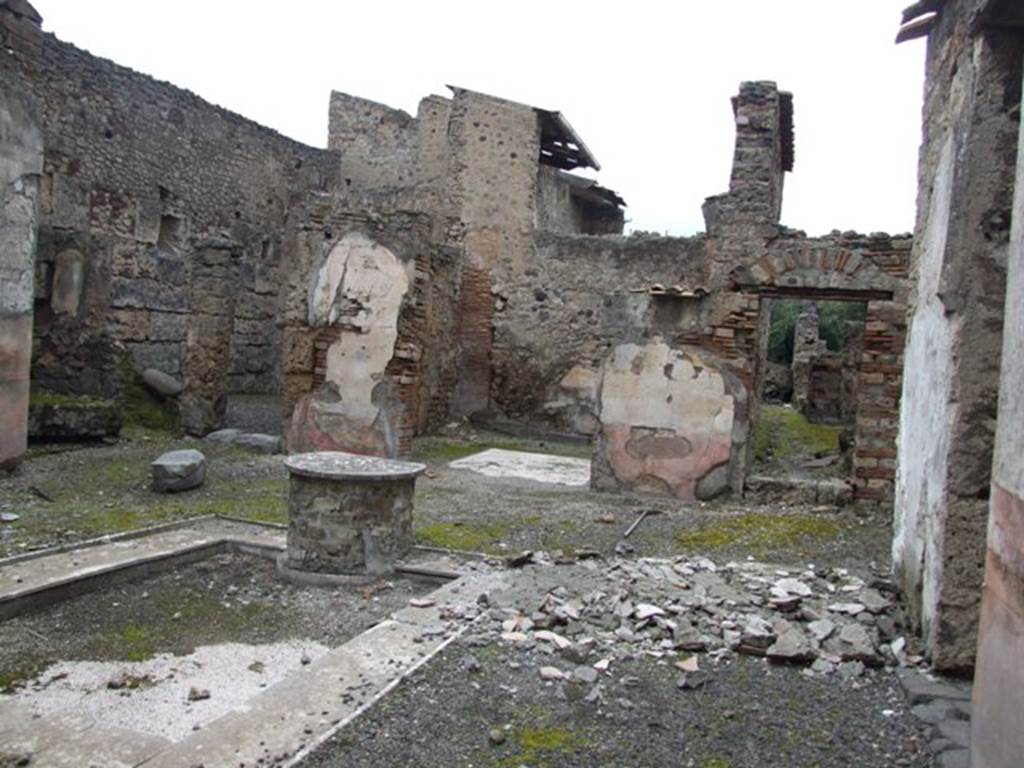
xmin=36 ymin=1 xmax=927 ymax=237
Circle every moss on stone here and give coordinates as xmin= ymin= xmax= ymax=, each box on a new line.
xmin=30 ymin=390 xmax=114 ymax=409
xmin=414 ymin=521 xmax=508 ymax=553
xmin=0 ymin=659 xmax=48 ymax=693
xmin=120 ymin=357 xmax=178 ymax=432
xmin=676 ymin=512 xmax=840 ymax=557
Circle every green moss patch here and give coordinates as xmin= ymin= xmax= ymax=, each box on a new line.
xmin=493 ymin=707 xmax=590 ymax=768
xmin=86 ymin=589 xmax=271 ymax=663
xmin=753 ymin=405 xmax=841 ymax=464
xmin=415 ymin=521 xmax=508 ymax=553
xmin=676 ymin=512 xmax=840 ymax=557
xmin=119 ymin=357 xmax=178 ymax=433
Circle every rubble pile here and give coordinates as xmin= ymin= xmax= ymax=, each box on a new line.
xmin=462 ymin=554 xmax=921 ymax=703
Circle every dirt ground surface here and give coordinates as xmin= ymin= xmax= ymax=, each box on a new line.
xmin=1 ymin=426 xmax=889 ymax=573
xmin=0 ymin=552 xmax=435 ymax=692
xmin=303 ymin=633 xmax=934 ymax=768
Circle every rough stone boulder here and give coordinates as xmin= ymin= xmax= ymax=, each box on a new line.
xmin=151 ymin=449 xmax=206 ymax=492
xmin=141 ymin=368 xmax=184 ymax=398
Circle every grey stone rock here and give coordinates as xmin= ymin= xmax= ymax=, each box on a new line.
xmin=838 ymin=661 xmax=865 ymax=679
xmin=810 ymin=658 xmax=836 ymax=675
xmin=911 ymin=700 xmax=962 ymax=725
xmin=767 ymin=626 xmax=814 ymax=663
xmin=838 ymin=623 xmax=881 ymax=666
xmin=560 ymin=642 xmax=592 ymax=665
xmin=672 ymin=620 xmax=706 ymax=651
xmin=572 ymin=666 xmax=598 ymax=685
xmin=807 ymin=618 xmax=835 ymax=642
xmin=152 ymin=449 xmax=206 ymax=492
xmin=187 ymin=686 xmax=211 ymax=702
xmin=859 ymin=588 xmax=891 ymax=614
xmin=205 ymin=428 xmax=242 ymax=443
xmin=1 ymin=513 xmax=20 ymax=523
xmin=738 ymin=615 xmax=775 ymax=655
xmin=896 ymin=668 xmax=972 ymax=705
xmin=233 ymin=433 xmax=282 ymax=454
xmin=488 ymin=728 xmax=506 ymax=746
xmin=142 ymin=368 xmax=184 ymax=397
xmin=936 ymin=718 xmax=970 ymax=747
xmin=695 ymin=464 xmax=729 ymax=500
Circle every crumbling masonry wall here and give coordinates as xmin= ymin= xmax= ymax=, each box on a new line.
xmin=2 ymin=16 xmax=339 ymax=414
xmin=488 ymin=82 xmax=909 ymax=504
xmin=893 ymin=1 xmax=1023 ymax=672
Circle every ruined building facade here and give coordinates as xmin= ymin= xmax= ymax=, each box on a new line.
xmin=0 ymin=2 xmax=913 ymax=511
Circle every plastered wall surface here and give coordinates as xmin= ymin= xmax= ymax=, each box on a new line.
xmin=0 ymin=69 xmax=42 ymax=466
xmin=287 ymin=232 xmax=410 ymax=455
xmin=591 ymin=340 xmax=737 ymax=501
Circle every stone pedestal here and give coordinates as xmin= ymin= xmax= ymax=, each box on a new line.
xmin=283 ymin=451 xmax=425 ymax=576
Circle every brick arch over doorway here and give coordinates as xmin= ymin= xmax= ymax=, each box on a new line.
xmin=728 ymin=237 xmax=911 ymax=505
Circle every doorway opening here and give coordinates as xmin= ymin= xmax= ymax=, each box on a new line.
xmin=753 ymin=297 xmax=867 ymax=490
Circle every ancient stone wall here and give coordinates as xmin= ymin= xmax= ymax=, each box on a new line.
xmin=535 ymin=167 xmax=625 ymax=235
xmin=0 ymin=43 xmax=42 ymax=468
xmin=893 ymin=2 xmax=1022 ymax=671
xmin=328 ymin=92 xmax=418 ymax=192
xmin=495 ymin=232 xmax=705 ymax=435
xmin=6 ymin=28 xmax=338 ymax=404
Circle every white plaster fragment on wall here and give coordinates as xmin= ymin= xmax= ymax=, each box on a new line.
xmin=308 ymin=232 xmax=409 ymax=427
xmin=894 ymin=134 xmax=956 ymax=636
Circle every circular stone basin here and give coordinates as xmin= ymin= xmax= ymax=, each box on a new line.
xmin=283 ymin=452 xmax=426 ymax=576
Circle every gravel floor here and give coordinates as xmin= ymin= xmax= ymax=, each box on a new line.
xmin=303 ymin=632 xmax=935 ymax=768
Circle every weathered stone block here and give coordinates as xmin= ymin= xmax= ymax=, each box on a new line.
xmin=151 ymin=448 xmax=205 ymax=492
